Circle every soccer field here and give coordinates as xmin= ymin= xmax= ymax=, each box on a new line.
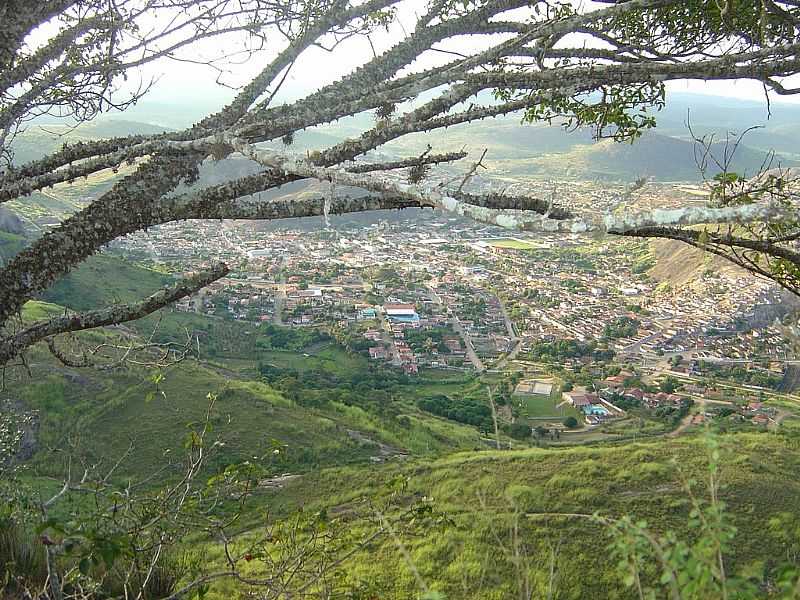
xmin=518 ymin=393 xmax=580 ymax=419
xmin=485 ymin=238 xmax=542 ymax=250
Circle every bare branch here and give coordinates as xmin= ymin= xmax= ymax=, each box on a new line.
xmin=0 ymin=264 xmax=229 ymax=365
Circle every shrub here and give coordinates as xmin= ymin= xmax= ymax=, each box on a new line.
xmin=0 ymin=518 xmax=47 ymax=591
xmin=504 ymin=423 xmax=532 ymax=440
xmin=563 ymin=416 xmax=579 ymax=429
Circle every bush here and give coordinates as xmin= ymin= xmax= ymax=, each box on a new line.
xmin=417 ymin=394 xmax=492 ymax=430
xmin=563 ymin=416 xmax=579 ymax=429
xmin=0 ymin=518 xmax=47 ymax=591
xmin=503 ymin=422 xmax=532 ymax=440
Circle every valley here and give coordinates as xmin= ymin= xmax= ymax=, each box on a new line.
xmin=4 ymin=98 xmax=800 ymax=599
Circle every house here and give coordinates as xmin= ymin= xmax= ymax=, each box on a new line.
xmin=403 ymin=363 xmax=419 ymax=375
xmin=563 ymin=392 xmax=597 ymax=408
xmin=359 ymin=308 xmax=378 ymax=320
xmin=443 ymin=337 xmax=462 ymax=353
xmin=623 ymin=388 xmax=645 ymax=402
xmin=384 ymin=303 xmax=417 ymax=316
xmin=604 ymin=375 xmax=627 ymax=387
xmin=369 ymin=346 xmax=388 ymax=360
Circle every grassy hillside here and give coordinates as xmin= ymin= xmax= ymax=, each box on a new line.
xmin=0 ymin=230 xmax=26 ymax=261
xmin=2 ymin=226 xmax=175 ymax=314
xmin=10 ymin=120 xmax=170 ymax=165
xmin=39 ymin=253 xmax=172 ymax=310
xmin=11 ymin=326 xmax=487 ymax=483
xmin=647 ymin=238 xmax=745 ymax=288
xmin=525 ymin=131 xmax=789 ymax=181
xmin=216 ymin=428 xmax=800 ymax=599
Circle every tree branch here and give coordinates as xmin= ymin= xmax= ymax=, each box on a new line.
xmin=0 ymin=264 xmax=229 ymax=365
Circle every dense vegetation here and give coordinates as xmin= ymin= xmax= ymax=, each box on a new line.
xmin=525 ymin=338 xmax=615 ymax=362
xmin=206 ymin=430 xmax=800 ymax=599
xmin=701 ymin=363 xmax=785 ymax=390
xmin=404 ymin=327 xmax=453 ymax=354
xmin=603 ymin=316 xmax=641 ymax=339
xmin=254 ymin=323 xmax=330 ymax=352
xmin=416 ymin=394 xmax=493 ymax=431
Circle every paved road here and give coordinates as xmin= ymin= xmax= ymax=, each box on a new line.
xmin=669 ymin=397 xmax=706 ymax=437
xmin=426 ymin=284 xmax=484 ymax=371
xmin=452 ymin=316 xmax=485 ymax=372
xmin=493 ymin=300 xmax=522 ymax=371
xmin=377 ymin=309 xmax=401 ymax=366
xmin=273 ymin=256 xmax=287 ymax=325
xmin=499 ymin=302 xmax=516 ymax=339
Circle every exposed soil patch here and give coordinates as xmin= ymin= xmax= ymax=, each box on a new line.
xmin=346 ymin=429 xmax=408 ymax=462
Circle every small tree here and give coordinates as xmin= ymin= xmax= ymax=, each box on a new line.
xmin=504 ymin=422 xmax=532 ymax=440
xmin=660 ymin=376 xmax=680 ymax=394
xmin=563 ymin=416 xmax=579 ymax=429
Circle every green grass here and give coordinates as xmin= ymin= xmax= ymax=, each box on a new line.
xmin=226 ymin=431 xmax=800 ymax=599
xmin=257 ymin=343 xmax=369 ymax=376
xmin=40 ymin=253 xmax=172 ymax=310
xmin=20 ymin=300 xmax=64 ymax=321
xmin=516 ymin=393 xmax=578 ymax=419
xmin=20 ymin=358 xmax=379 ymax=480
xmin=0 ymin=230 xmax=26 ymax=260
xmin=483 ymin=237 xmax=543 ymax=250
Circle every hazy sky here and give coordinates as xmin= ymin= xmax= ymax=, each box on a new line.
xmin=122 ymin=1 xmax=800 ymax=111
xmin=41 ymin=0 xmax=798 ymax=119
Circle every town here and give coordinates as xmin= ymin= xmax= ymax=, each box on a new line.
xmin=106 ymin=177 xmax=798 ymax=432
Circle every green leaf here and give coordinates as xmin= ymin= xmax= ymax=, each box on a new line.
xmin=78 ymin=557 xmax=91 ymax=575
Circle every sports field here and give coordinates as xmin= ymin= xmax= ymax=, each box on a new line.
xmin=517 ymin=393 xmax=581 ymax=420
xmin=484 ymin=237 xmax=542 ymax=250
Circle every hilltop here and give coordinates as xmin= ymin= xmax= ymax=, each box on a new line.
xmin=9 ymin=120 xmax=170 ymax=165
xmin=10 ymin=93 xmax=798 ymax=183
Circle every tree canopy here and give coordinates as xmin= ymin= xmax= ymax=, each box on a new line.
xmin=2 ymin=0 xmax=800 ymax=365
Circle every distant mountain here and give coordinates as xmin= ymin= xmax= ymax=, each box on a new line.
xmin=525 ymin=130 xmax=790 ymax=181
xmin=9 ymin=120 xmax=171 ymax=165
xmin=650 ymin=93 xmax=800 ymax=159
xmin=0 ymin=206 xmax=24 ymax=234
xmin=9 ymin=94 xmax=797 ymax=183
